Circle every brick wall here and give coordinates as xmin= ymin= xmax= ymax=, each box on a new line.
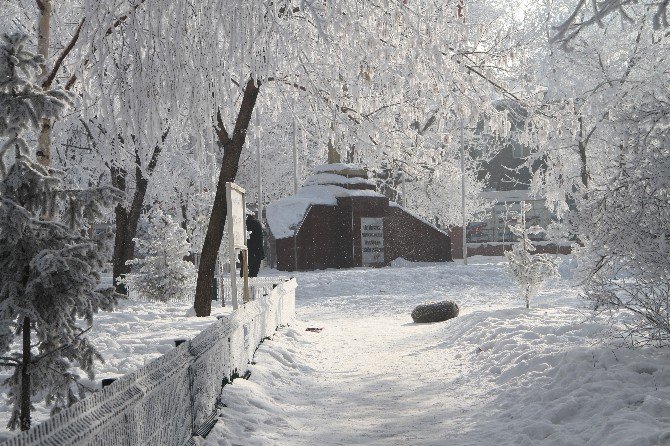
xmin=386 ymin=206 xmax=451 ymax=262
xmin=272 ymin=197 xmax=452 ymax=271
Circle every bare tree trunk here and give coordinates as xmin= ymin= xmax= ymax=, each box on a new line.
xmin=194 ymin=79 xmax=260 ymax=316
xmin=19 ymin=317 xmax=31 ymax=431
xmin=578 ymin=116 xmax=588 ymax=188
xmin=111 ymin=167 xmax=129 ymax=293
xmin=181 ymin=203 xmax=196 ymax=264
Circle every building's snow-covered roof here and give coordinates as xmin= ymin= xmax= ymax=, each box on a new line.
xmin=266 ymin=184 xmax=385 ymax=239
xmin=388 ymin=201 xmax=449 ymax=236
xmin=312 ymin=163 xmax=368 ymax=177
xmin=303 ymin=173 xmax=375 ymax=187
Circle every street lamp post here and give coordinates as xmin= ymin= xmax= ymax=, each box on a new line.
xmin=256 ymin=109 xmax=263 ymax=222
xmin=293 ymin=117 xmax=299 ymax=195
xmin=460 ymin=119 xmax=468 ymax=265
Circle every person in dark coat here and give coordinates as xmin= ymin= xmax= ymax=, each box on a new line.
xmin=241 ymin=213 xmax=265 ymax=277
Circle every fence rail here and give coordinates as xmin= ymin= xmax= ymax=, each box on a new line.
xmin=1 ymin=278 xmax=297 ymax=446
xmin=217 ymin=276 xmax=290 ymax=306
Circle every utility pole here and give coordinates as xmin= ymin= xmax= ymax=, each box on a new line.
xmin=256 ymin=109 xmax=263 ymax=222
xmin=292 ymin=115 xmax=299 ymax=271
xmin=401 ymin=171 xmax=407 ymax=208
xmin=460 ymin=120 xmax=468 ymax=265
xmin=293 ymin=116 xmax=298 ymax=195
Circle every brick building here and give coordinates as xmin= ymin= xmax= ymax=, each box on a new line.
xmin=265 ymin=164 xmax=451 ymax=271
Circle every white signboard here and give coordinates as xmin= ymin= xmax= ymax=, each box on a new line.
xmin=226 ymin=182 xmax=248 ymax=309
xmin=361 ymin=217 xmax=384 ymax=266
xmin=227 ymin=183 xmax=247 ymax=249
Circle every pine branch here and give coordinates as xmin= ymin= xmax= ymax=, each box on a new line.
xmin=31 ymin=327 xmax=94 ymax=366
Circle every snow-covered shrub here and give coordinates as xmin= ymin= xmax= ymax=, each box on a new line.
xmin=576 ymin=93 xmax=670 ymax=346
xmin=124 ymin=207 xmax=196 ymax=302
xmin=504 ymin=202 xmax=559 ymax=309
xmin=0 ymin=33 xmax=122 ymax=430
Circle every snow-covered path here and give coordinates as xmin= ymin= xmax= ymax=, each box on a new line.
xmin=204 ymin=259 xmax=670 ymax=446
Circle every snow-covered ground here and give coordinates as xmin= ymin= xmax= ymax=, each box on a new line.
xmin=2 ymin=257 xmax=669 ymax=445
xmin=204 ymin=257 xmax=670 ymax=446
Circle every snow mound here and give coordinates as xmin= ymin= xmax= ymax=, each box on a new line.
xmin=390 ymin=257 xmax=414 ymax=267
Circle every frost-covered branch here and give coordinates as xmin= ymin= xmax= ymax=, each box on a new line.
xmin=42 ymin=17 xmax=85 ymax=90
xmin=553 ymin=0 xmax=669 ymax=44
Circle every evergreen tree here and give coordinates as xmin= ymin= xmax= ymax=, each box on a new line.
xmin=504 ymin=202 xmax=560 ymax=309
xmin=0 ymin=33 xmax=123 ymax=431
xmin=124 ymin=207 xmax=196 ymax=303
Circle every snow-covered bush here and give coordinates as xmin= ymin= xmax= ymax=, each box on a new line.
xmin=505 ymin=202 xmax=559 ymax=309
xmin=0 ymin=33 xmax=122 ymax=430
xmin=576 ymin=92 xmax=670 ymax=346
xmin=124 ymin=207 xmax=196 ymax=302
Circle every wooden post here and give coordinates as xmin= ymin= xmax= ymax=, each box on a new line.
xmin=101 ymin=378 xmax=116 ymax=388
xmin=226 ymin=182 xmax=249 ymax=309
xmin=242 ymin=250 xmax=250 ymax=303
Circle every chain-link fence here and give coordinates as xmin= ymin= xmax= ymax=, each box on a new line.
xmin=1 ymin=278 xmax=296 ymax=446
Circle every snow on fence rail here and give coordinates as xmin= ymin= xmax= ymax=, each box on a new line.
xmin=218 ymin=276 xmax=289 ymax=306
xmin=1 ymin=278 xmax=297 ymax=446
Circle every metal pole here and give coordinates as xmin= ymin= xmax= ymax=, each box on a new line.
xmin=293 ymin=117 xmax=298 ymax=195
xmin=226 ymin=184 xmax=238 ymax=310
xmin=460 ymin=120 xmax=468 ymax=265
xmin=256 ymin=109 xmax=263 ymax=223
xmin=502 ymin=201 xmax=506 ymax=245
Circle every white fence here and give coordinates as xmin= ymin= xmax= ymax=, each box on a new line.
xmin=217 ymin=276 xmax=290 ymax=305
xmin=1 ymin=278 xmax=297 ymax=446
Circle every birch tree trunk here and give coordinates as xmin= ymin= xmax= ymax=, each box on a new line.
xmin=36 ymin=0 xmax=53 ymax=168
xmin=19 ymin=2 xmax=54 ymax=428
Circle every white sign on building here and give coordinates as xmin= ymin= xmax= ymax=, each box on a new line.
xmin=361 ymin=217 xmax=384 ymax=266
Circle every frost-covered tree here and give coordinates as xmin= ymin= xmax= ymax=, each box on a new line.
xmin=68 ymin=0 xmax=526 ymax=316
xmin=504 ymin=202 xmax=559 ymax=309
xmin=4 ymin=1 xmax=536 ymax=315
xmin=0 ymin=33 xmax=122 ymax=431
xmin=0 ymin=32 xmax=69 ymax=176
xmin=124 ymin=207 xmax=196 ymax=303
xmin=574 ymin=78 xmax=670 ymax=346
xmin=516 ymin=1 xmax=670 ymax=343
xmin=553 ymin=0 xmax=670 ymax=45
